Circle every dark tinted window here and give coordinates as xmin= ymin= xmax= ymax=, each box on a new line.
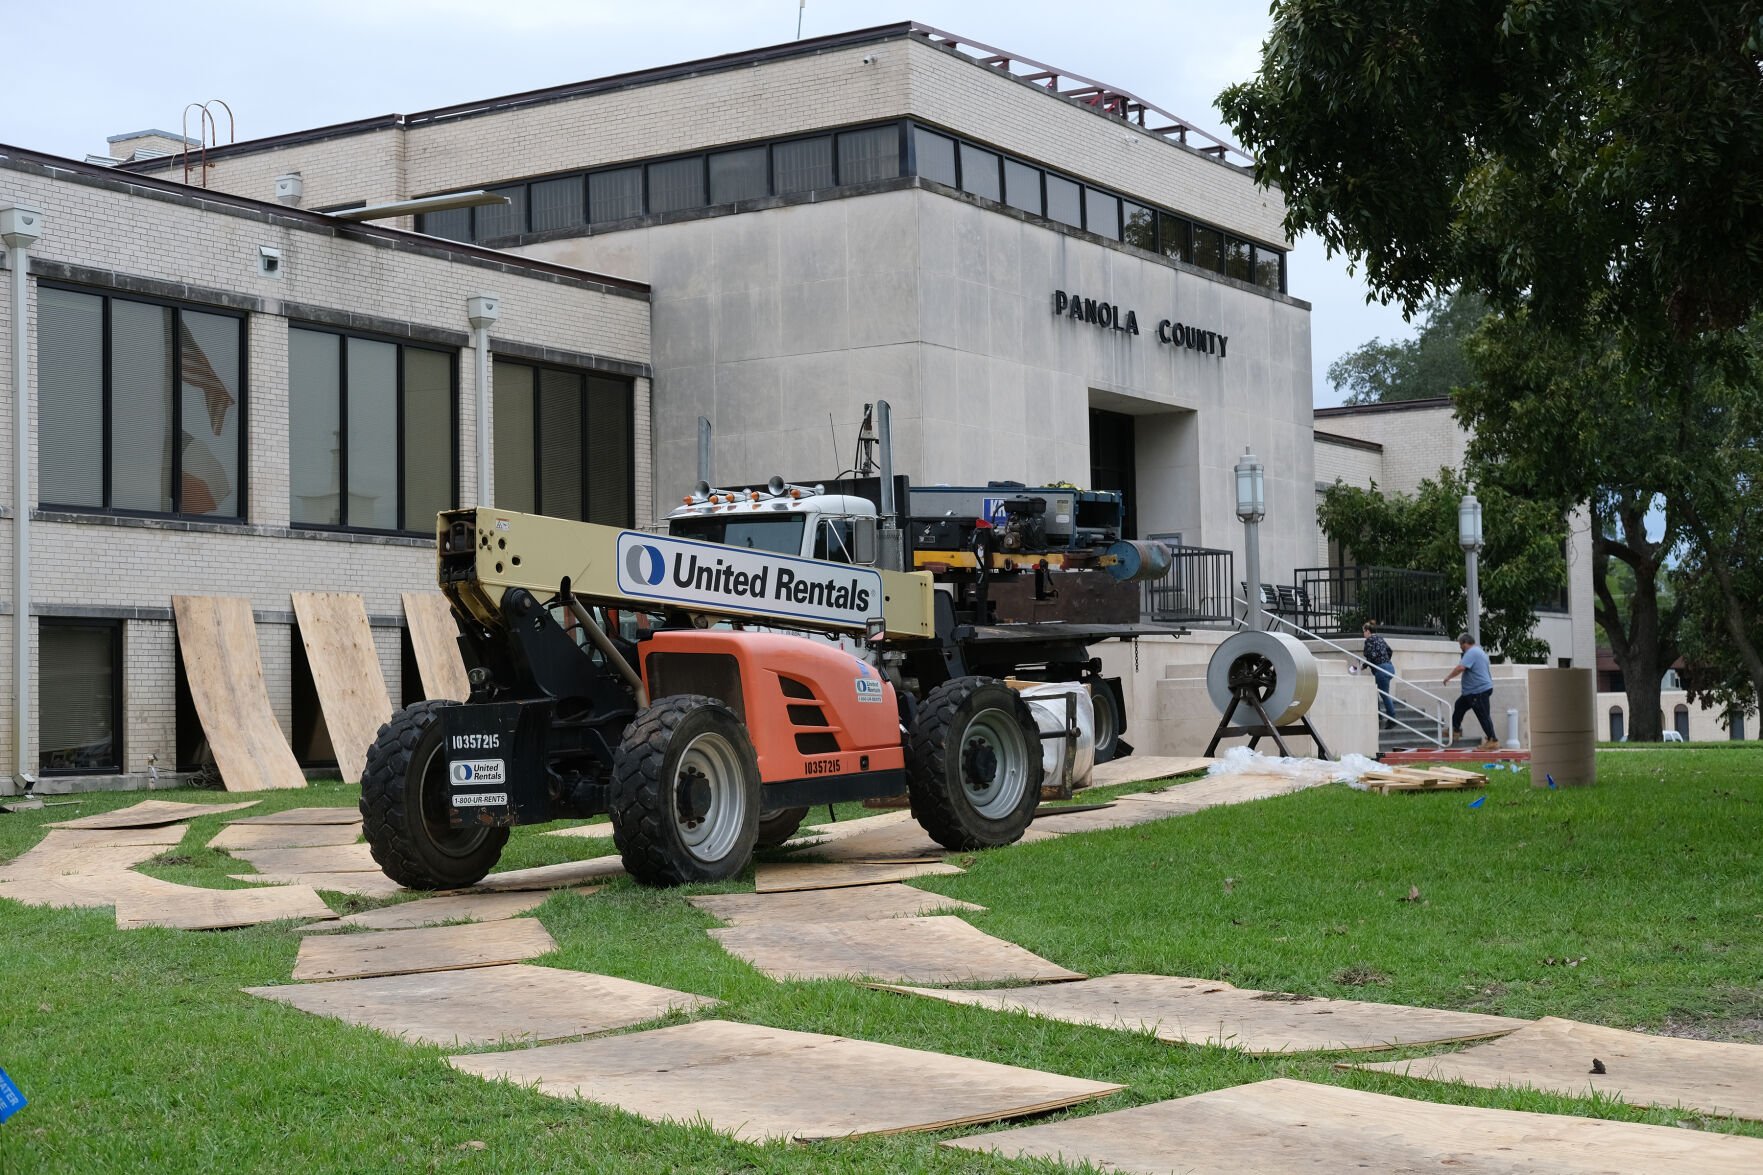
xmin=1085 ymin=188 xmax=1120 ymax=240
xmin=1003 ymin=159 xmax=1042 ymax=214
xmin=39 ymin=621 xmax=120 ymax=774
xmin=1158 ymin=212 xmax=1190 ymax=262
xmin=589 ymin=167 xmax=643 ymax=223
xmin=476 ymin=185 xmax=526 ymax=240
xmin=1253 ymin=245 xmax=1284 ymax=290
xmin=1226 ymin=237 xmax=1254 ymax=282
xmin=1193 ymin=225 xmax=1225 ymax=272
xmin=1045 ymin=174 xmax=1082 ymax=227
xmin=647 ymin=157 xmax=705 ymax=215
xmin=959 ymin=144 xmax=1001 ymax=201
xmin=837 ymin=127 xmax=899 ymax=184
xmin=774 ymin=136 xmax=834 ymax=194
xmin=1123 ymin=202 xmax=1156 ymax=251
xmin=530 ymin=177 xmax=584 ymax=232
xmin=419 ymin=206 xmax=471 ymax=241
xmin=709 ymin=147 xmax=769 ymax=203
xmin=913 ymin=128 xmax=957 ymax=186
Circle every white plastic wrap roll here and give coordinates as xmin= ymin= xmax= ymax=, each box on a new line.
xmin=1205 ymin=630 xmax=1320 ymax=726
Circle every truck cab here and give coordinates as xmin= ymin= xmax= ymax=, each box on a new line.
xmin=666 ymin=482 xmax=879 ymax=565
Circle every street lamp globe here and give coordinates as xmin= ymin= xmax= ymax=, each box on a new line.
xmin=1234 ymin=447 xmax=1265 ymax=524
xmin=1458 ymin=493 xmax=1483 ymax=552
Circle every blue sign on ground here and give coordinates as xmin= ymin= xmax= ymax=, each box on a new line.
xmin=0 ymin=1067 xmax=25 ymax=1123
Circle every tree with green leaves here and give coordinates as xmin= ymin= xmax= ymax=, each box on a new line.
xmin=1219 ymin=1 xmax=1763 ymax=343
xmin=1316 ymin=468 xmax=1566 ymax=663
xmin=1327 ymin=292 xmax=1485 ymax=405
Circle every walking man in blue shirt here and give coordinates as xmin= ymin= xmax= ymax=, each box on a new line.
xmin=1442 ymin=632 xmax=1500 ymax=750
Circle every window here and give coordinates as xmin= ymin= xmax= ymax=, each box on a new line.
xmin=1085 ymin=188 xmax=1121 ymax=240
xmin=1045 ymin=174 xmax=1082 ymax=228
xmin=709 ymin=147 xmax=769 ymax=204
xmin=1158 ymin=213 xmax=1190 ymax=262
xmin=39 ymin=620 xmax=122 ymax=774
xmin=1226 ymin=237 xmax=1254 ymax=282
xmin=530 ymin=176 xmax=585 ymax=232
xmin=837 ymin=127 xmax=900 ymax=184
xmin=420 ymin=206 xmax=471 ymax=241
xmin=589 ymin=167 xmax=643 ymax=224
xmin=288 ymin=327 xmax=456 ymax=532
xmin=1253 ymin=245 xmax=1284 ymax=291
xmin=1123 ymin=202 xmax=1156 ymax=252
xmin=492 ymin=360 xmax=633 ymax=525
xmin=647 ymin=157 xmax=705 ymax=215
xmin=1192 ymin=225 xmax=1225 ymax=272
xmin=774 ymin=136 xmax=834 ymax=194
xmin=914 ymin=128 xmax=957 ymax=186
xmin=38 ymin=286 xmax=245 ymax=518
xmin=477 ymin=185 xmax=526 ymax=240
xmin=959 ymin=144 xmax=1001 ymax=201
xmin=1004 ymin=159 xmax=1042 ymax=215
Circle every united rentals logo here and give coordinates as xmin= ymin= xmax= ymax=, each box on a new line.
xmin=625 ymin=542 xmax=667 ymax=586
xmin=614 ymin=531 xmax=884 ymax=628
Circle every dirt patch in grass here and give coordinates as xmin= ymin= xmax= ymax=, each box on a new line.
xmin=1332 ymin=965 xmax=1391 ymax=988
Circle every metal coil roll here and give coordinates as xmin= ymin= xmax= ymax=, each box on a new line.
xmin=1205 ymin=630 xmax=1320 ymax=726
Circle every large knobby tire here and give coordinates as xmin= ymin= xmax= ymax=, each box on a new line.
xmin=907 ymin=677 xmax=1043 ymax=851
xmin=360 ymin=700 xmax=509 ymax=889
xmin=1091 ymin=680 xmax=1122 ymax=764
xmin=610 ymin=694 xmax=761 ymax=887
xmin=756 ymin=806 xmax=811 ymax=849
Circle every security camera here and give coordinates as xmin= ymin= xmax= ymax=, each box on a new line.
xmin=861 ymin=54 xmax=878 ymax=65
xmin=258 ymin=245 xmax=282 ymax=276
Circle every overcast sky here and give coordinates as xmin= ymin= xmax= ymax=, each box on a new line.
xmin=4 ymin=0 xmax=1417 ymax=404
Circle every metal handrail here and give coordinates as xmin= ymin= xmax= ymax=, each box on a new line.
xmin=1232 ymin=596 xmax=1449 ymax=748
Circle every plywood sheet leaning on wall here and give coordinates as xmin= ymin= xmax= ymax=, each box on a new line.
xmin=401 ymin=592 xmax=470 ymax=702
xmin=172 ymin=596 xmax=306 ymax=792
xmin=291 ymin=592 xmax=394 ymax=784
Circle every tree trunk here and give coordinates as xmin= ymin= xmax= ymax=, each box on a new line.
xmin=1592 ymin=500 xmax=1675 ymax=742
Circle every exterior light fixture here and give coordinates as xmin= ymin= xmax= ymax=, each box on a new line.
xmin=1234 ymin=447 xmax=1265 ymax=524
xmin=1459 ymin=492 xmax=1484 ymax=645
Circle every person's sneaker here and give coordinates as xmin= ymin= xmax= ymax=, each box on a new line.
xmin=1476 ymin=739 xmax=1502 ymax=751
xmin=1450 ymin=730 xmax=1464 ymax=744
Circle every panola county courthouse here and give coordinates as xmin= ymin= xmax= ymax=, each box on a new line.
xmin=0 ymin=21 xmax=1622 ymax=793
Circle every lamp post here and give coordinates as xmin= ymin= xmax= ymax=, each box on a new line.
xmin=1235 ymin=447 xmax=1266 ymax=630
xmin=1459 ymin=492 xmax=1484 ymax=646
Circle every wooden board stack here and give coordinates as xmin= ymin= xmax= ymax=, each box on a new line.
xmin=1360 ymin=764 xmax=1487 ymax=794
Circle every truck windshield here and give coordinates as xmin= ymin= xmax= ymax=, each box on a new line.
xmin=669 ymin=514 xmax=806 ymax=556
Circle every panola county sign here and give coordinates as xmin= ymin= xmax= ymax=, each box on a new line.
xmin=1053 ymin=290 xmax=1229 ymax=358
xmin=614 ymin=531 xmax=884 ymax=628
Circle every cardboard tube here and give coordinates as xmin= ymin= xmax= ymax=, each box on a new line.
xmin=1528 ymin=668 xmax=1597 ymax=787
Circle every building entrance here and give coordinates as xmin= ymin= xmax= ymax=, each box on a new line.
xmin=1089 ymin=407 xmax=1137 ymax=539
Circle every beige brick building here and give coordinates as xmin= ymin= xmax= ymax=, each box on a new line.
xmin=0 ymin=146 xmax=650 ymax=793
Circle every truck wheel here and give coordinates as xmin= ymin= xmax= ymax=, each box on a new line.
xmin=908 ymin=677 xmax=1042 ymax=851
xmin=360 ymin=700 xmax=509 ymax=890
xmin=756 ymin=806 xmax=811 ymax=848
xmin=1091 ymin=681 xmax=1122 ymax=764
xmin=611 ymin=694 xmax=760 ymax=887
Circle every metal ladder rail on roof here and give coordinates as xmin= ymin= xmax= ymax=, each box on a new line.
xmin=1232 ymin=596 xmax=1451 ymax=750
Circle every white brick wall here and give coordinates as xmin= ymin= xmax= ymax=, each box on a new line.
xmin=0 ymin=156 xmax=653 ymax=787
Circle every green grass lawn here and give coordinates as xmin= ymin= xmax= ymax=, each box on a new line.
xmin=1 ymin=750 xmax=1760 ymax=1172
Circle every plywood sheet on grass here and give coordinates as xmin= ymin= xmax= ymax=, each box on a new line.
xmin=469 ymin=856 xmax=626 ymax=892
xmin=797 ymin=810 xmax=918 ymax=842
xmin=48 ymin=799 xmax=259 ymax=829
xmin=879 ymin=975 xmax=1526 ymax=1055
xmin=227 ymin=807 xmax=361 ymax=826
xmin=230 ymin=871 xmax=408 ymax=898
xmin=24 ymin=825 xmax=186 ymax=849
xmin=1024 ymin=797 xmax=1180 ymax=836
xmin=302 ymin=887 xmax=598 ymax=933
xmin=945 ymin=1077 xmax=1763 ymax=1174
xmin=208 ymin=823 xmax=361 ymax=851
xmin=1356 ymin=1016 xmax=1763 ymax=1122
xmin=710 ymin=916 xmax=1082 ymax=984
xmin=542 ymin=823 xmax=615 ymax=842
xmin=1089 ymin=756 xmax=1215 ymax=788
xmin=0 ymin=837 xmax=168 ymax=881
xmin=231 ymin=843 xmax=379 ymax=874
xmin=0 ymin=870 xmax=189 ymax=909
xmin=291 ymin=592 xmax=393 ymax=785
xmin=401 ymin=591 xmax=470 ymax=702
xmin=291 ymin=918 xmax=558 ymax=981
xmin=247 ymin=963 xmax=714 ymax=1046
xmin=1133 ymin=772 xmax=1327 ymax=812
xmin=755 ymin=859 xmax=963 ymax=893
xmin=689 ymin=884 xmax=984 ymax=926
xmin=115 ymin=883 xmax=336 ymax=931
xmin=172 ymin=595 xmax=305 ymax=792
xmin=448 ymin=1019 xmax=1122 ymax=1142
